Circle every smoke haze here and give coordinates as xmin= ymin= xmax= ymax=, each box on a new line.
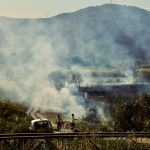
xmin=0 ymin=4 xmax=150 ymax=117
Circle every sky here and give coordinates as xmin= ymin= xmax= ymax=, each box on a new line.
xmin=0 ymin=0 xmax=150 ymax=18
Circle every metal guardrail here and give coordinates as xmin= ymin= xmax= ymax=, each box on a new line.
xmin=0 ymin=132 xmax=150 ymax=138
xmin=0 ymin=132 xmax=150 ymax=150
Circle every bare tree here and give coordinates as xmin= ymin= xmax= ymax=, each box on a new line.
xmin=67 ymin=71 xmax=83 ymax=90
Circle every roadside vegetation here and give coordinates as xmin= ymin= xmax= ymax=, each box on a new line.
xmin=0 ymin=99 xmax=32 ymax=133
xmin=0 ymin=93 xmax=150 ymax=133
xmin=0 ymin=96 xmax=149 ymax=149
xmin=76 ymin=94 xmax=150 ymax=132
xmin=113 ymin=94 xmax=150 ymax=132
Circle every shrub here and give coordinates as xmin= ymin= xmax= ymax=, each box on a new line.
xmin=0 ymin=99 xmax=32 ymax=133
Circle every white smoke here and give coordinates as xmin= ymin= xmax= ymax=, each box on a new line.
xmin=27 ymin=85 xmax=86 ymax=116
xmin=0 ymin=18 xmax=86 ymax=118
xmin=0 ymin=4 xmax=150 ymax=120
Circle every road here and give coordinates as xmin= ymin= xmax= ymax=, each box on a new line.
xmin=29 ymin=111 xmax=72 ymax=133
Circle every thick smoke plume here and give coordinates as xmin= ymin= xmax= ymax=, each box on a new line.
xmin=0 ymin=4 xmax=150 ymax=119
xmin=0 ymin=17 xmax=86 ymax=117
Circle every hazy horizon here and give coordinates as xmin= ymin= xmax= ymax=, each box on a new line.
xmin=0 ymin=0 xmax=150 ymax=18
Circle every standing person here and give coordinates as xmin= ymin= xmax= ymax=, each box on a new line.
xmin=70 ymin=114 xmax=75 ymax=131
xmin=56 ymin=114 xmax=62 ymax=132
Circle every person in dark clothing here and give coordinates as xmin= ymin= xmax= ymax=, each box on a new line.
xmin=56 ymin=114 xmax=62 ymax=132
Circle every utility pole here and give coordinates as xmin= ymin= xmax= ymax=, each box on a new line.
xmin=110 ymin=0 xmax=112 ymax=4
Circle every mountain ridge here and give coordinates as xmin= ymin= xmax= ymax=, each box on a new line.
xmin=0 ymin=4 xmax=150 ymax=67
xmin=1 ymin=4 xmax=150 ymax=20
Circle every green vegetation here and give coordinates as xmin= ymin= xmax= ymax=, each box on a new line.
xmin=0 ymin=93 xmax=150 ymax=133
xmin=113 ymin=94 xmax=150 ymax=132
xmin=0 ymin=96 xmax=149 ymax=149
xmin=0 ymin=99 xmax=32 ymax=133
xmin=76 ymin=94 xmax=150 ymax=132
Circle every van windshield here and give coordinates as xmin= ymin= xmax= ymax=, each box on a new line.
xmin=34 ymin=121 xmax=50 ymax=129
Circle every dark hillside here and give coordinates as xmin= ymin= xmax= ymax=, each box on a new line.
xmin=0 ymin=99 xmax=31 ymax=133
xmin=0 ymin=4 xmax=150 ymax=68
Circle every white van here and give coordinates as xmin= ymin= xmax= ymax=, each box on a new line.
xmin=30 ymin=118 xmax=53 ymax=133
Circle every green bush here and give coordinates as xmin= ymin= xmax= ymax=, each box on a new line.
xmin=113 ymin=94 xmax=150 ymax=131
xmin=0 ymin=99 xmax=32 ymax=133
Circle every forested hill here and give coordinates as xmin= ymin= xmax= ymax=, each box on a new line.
xmin=0 ymin=4 xmax=150 ymax=68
